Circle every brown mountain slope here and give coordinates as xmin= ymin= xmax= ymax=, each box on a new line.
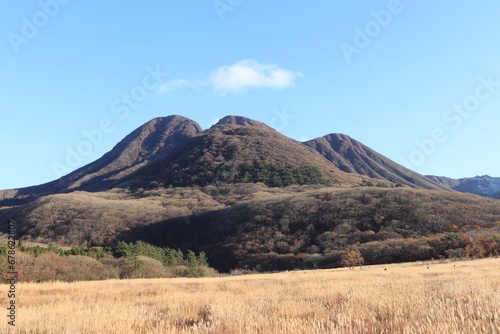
xmin=11 ymin=184 xmax=497 ymax=272
xmin=124 ymin=186 xmax=500 ymax=271
xmin=304 ymin=134 xmax=446 ymax=190
xmin=60 ymin=115 xmax=202 ymax=190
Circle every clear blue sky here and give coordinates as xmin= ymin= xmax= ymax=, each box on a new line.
xmin=1 ymin=0 xmax=500 ymax=190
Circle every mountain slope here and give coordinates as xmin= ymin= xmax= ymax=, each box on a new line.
xmin=4 ymin=183 xmax=500 ymax=272
xmin=427 ymin=175 xmax=500 ymax=199
xmin=59 ymin=115 xmax=202 ymax=190
xmin=304 ymin=134 xmax=446 ymax=190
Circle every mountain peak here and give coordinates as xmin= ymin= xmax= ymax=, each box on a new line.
xmin=141 ymin=115 xmax=202 ymax=142
xmin=304 ymin=133 xmax=446 ymax=190
xmin=63 ymin=115 xmax=202 ymax=188
xmin=33 ymin=115 xmax=202 ymax=193
xmin=214 ymin=115 xmax=268 ymax=128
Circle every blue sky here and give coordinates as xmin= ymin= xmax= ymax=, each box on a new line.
xmin=1 ymin=1 xmax=500 ymax=190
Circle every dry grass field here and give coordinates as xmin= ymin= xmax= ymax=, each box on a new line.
xmin=1 ymin=258 xmax=499 ymax=334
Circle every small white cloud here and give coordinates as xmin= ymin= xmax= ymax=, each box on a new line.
xmin=154 ymin=79 xmax=194 ymax=95
xmin=299 ymin=136 xmax=311 ymax=142
xmin=209 ymin=59 xmax=303 ymax=94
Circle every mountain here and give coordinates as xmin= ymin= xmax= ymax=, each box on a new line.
xmin=1 ymin=114 xmax=380 ymax=207
xmin=1 ymin=115 xmax=445 ymax=205
xmin=426 ymin=175 xmax=500 ymax=199
xmin=58 ymin=115 xmax=203 ymax=190
xmin=304 ymin=134 xmax=447 ymax=190
xmin=1 ymin=114 xmax=499 ymax=273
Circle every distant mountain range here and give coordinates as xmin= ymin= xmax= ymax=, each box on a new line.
xmin=426 ymin=175 xmax=500 ymax=199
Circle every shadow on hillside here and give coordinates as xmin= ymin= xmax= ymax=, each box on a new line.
xmin=117 ymin=205 xmax=343 ymax=273
xmin=117 ymin=206 xmax=241 ymax=272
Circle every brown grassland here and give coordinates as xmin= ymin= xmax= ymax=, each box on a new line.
xmin=1 ymin=258 xmax=499 ymax=334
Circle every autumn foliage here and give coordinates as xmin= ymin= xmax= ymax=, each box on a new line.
xmin=341 ymin=250 xmax=364 ymax=269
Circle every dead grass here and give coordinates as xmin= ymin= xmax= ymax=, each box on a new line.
xmin=1 ymin=258 xmax=499 ymax=333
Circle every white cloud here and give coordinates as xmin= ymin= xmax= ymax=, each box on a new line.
xmin=153 ymin=60 xmax=302 ymax=96
xmin=154 ymin=79 xmax=194 ymax=95
xmin=209 ymin=59 xmax=303 ymax=94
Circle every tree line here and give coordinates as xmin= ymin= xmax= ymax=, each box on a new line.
xmin=0 ymin=240 xmax=211 ymax=282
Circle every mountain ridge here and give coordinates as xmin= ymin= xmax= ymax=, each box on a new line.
xmin=426 ymin=175 xmax=500 ymax=199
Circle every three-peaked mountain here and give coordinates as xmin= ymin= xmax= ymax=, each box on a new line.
xmin=0 ymin=115 xmax=445 ymax=205
xmin=1 ymin=115 xmax=499 ymax=272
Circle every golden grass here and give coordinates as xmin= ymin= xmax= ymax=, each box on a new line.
xmin=1 ymin=258 xmax=499 ymax=334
